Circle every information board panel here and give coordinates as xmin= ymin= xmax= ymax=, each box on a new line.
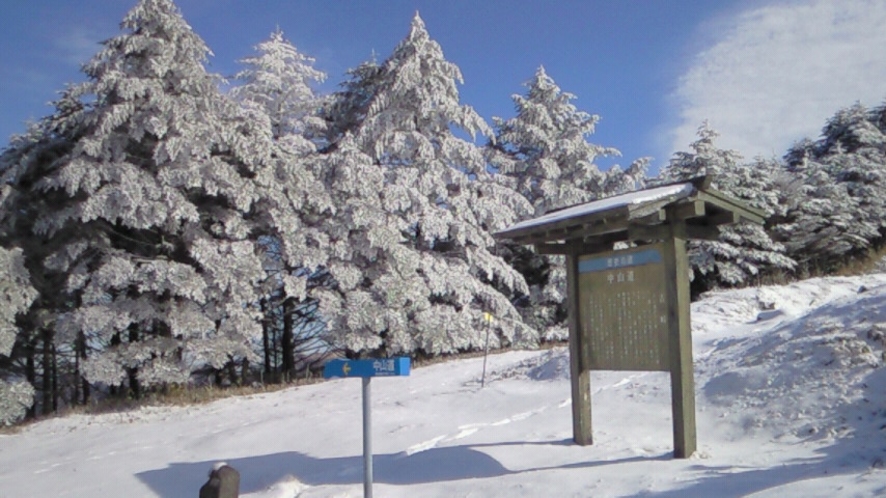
xmin=578 ymin=244 xmax=669 ymax=371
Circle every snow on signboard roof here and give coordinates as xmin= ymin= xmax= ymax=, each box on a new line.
xmin=500 ymin=182 xmax=695 ymax=235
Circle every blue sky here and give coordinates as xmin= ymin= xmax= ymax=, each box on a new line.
xmin=2 ymin=0 xmax=885 ymax=173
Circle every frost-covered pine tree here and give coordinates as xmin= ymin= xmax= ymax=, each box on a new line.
xmin=818 ymin=104 xmax=886 ymax=240
xmin=658 ymin=122 xmax=794 ymax=289
xmin=775 ymin=153 xmax=869 ymax=270
xmin=1 ymin=128 xmax=50 ymax=364
xmin=230 ymin=28 xmax=334 ymax=376
xmin=817 ymin=103 xmax=884 ymax=157
xmin=489 ymin=66 xmax=646 ymax=339
xmin=873 ymin=101 xmax=886 ymax=134
xmin=775 ymin=103 xmax=886 ymax=270
xmin=231 ymin=28 xmax=327 ymax=151
xmin=1 ymin=118 xmax=88 ymax=415
xmin=314 ymin=14 xmax=534 ymax=356
xmin=0 ymin=247 xmax=35 ymax=361
xmin=0 ymin=245 xmax=38 ymax=425
xmin=0 ymin=0 xmax=290 ymax=397
xmin=320 ymin=57 xmax=384 ymax=150
xmin=490 ymin=66 xmax=644 ymax=215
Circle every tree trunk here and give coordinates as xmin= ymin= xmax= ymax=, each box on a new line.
xmin=82 ymin=374 xmax=90 ymax=405
xmin=271 ymin=321 xmax=278 ymax=375
xmin=127 ymin=368 xmax=141 ymax=400
xmin=109 ymin=332 xmax=121 ymax=397
xmin=74 ymin=340 xmax=80 ymax=406
xmin=127 ymin=325 xmax=140 ymax=400
xmin=51 ymin=342 xmax=59 ymax=412
xmin=41 ymin=329 xmax=53 ymax=415
xmin=261 ymin=298 xmax=271 ymax=377
xmin=282 ymin=297 xmax=295 ymax=377
xmin=241 ymin=358 xmax=250 ymax=385
xmin=227 ymin=360 xmax=238 ymax=386
xmin=25 ymin=335 xmax=36 ymax=419
xmin=76 ymin=331 xmax=90 ymax=405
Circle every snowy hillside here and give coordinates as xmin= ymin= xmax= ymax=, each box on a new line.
xmin=2 ymin=275 xmax=886 ymax=497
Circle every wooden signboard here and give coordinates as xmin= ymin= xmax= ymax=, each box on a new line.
xmin=494 ymin=178 xmax=763 ymax=459
xmin=578 ymin=244 xmax=669 ymax=372
xmin=566 ymin=229 xmax=696 ymax=458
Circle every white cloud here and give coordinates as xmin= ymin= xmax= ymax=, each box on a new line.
xmin=666 ymin=0 xmax=886 ymax=161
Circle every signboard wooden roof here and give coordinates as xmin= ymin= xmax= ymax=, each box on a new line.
xmin=494 ymin=176 xmax=765 ymax=254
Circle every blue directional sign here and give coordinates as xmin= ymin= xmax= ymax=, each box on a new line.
xmin=323 ymin=357 xmax=411 ymax=379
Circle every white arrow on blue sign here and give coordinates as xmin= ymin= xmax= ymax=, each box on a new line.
xmin=323 ymin=357 xmax=411 ymax=379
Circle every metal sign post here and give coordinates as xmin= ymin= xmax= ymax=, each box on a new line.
xmin=323 ymin=358 xmax=411 ymax=498
xmin=362 ymin=377 xmax=372 ymax=497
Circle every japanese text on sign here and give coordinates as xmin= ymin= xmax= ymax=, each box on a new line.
xmin=578 ymin=244 xmax=669 ymax=371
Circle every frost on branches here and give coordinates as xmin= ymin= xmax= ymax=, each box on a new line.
xmin=1 ymin=0 xmax=283 ymax=393
xmin=1 ymin=125 xmax=72 ymax=419
xmin=232 ymin=28 xmax=327 ymax=151
xmin=315 ymin=14 xmax=535 ymax=356
xmin=658 ymin=122 xmax=794 ymax=290
xmin=230 ymin=27 xmax=331 ymax=271
xmin=231 ymin=28 xmax=335 ymax=374
xmin=0 ymin=245 xmax=37 ymax=357
xmin=776 ymin=103 xmax=886 ymax=271
xmin=0 ymin=380 xmax=34 ymax=426
xmin=0 ymin=247 xmax=38 ymax=424
xmin=489 ymin=67 xmax=647 ymax=338
xmin=320 ymin=58 xmax=384 ymax=148
xmin=490 ymin=66 xmax=643 ymax=216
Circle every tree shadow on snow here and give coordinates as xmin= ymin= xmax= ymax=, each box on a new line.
xmin=135 ymin=439 xmax=665 ymax=497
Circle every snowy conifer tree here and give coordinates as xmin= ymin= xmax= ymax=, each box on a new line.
xmin=320 ymin=57 xmax=384 ymax=150
xmin=231 ymin=28 xmax=327 ymax=151
xmin=1 ymin=119 xmax=86 ymax=414
xmin=818 ymin=105 xmax=886 ymax=241
xmin=0 ymin=247 xmax=35 ymax=359
xmin=775 ymin=155 xmax=868 ymax=269
xmin=490 ymin=66 xmax=643 ymax=215
xmin=0 ymin=0 xmax=294 ymax=396
xmin=0 ymin=245 xmax=38 ymax=424
xmin=314 ymin=14 xmax=534 ymax=356
xmin=659 ymin=123 xmax=795 ymax=289
xmin=489 ymin=66 xmax=646 ymax=338
xmin=1 ymin=129 xmax=45 ymax=363
xmin=873 ymin=101 xmax=886 ymax=134
xmin=776 ymin=103 xmax=886 ymax=270
xmin=0 ymin=377 xmax=33 ymax=426
xmin=817 ymin=103 xmax=884 ymax=157
xmin=230 ymin=28 xmax=333 ymax=376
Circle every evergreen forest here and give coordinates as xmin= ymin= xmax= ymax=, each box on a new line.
xmin=3 ymin=0 xmax=886 ymax=425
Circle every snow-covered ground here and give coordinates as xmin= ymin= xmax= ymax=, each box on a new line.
xmin=3 ymin=275 xmax=886 ymax=497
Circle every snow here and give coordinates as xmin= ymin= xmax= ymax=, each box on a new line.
xmin=3 ymin=274 xmax=886 ymax=497
xmin=500 ymin=182 xmax=694 ymax=234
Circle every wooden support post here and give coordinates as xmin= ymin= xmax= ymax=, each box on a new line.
xmin=566 ymin=253 xmax=592 ymax=445
xmin=661 ymin=220 xmax=697 ymax=458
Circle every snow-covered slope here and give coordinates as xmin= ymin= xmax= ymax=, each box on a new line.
xmin=2 ymin=275 xmax=886 ymax=497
